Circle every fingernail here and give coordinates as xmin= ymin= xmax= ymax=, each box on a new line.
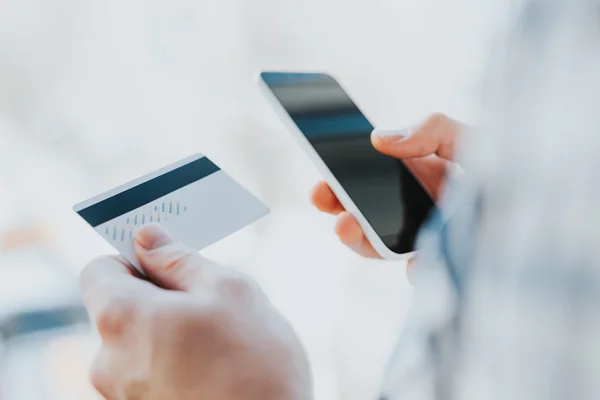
xmin=372 ymin=128 xmax=408 ymax=142
xmin=135 ymin=224 xmax=174 ymax=250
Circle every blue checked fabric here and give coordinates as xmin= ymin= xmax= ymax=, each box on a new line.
xmin=380 ymin=1 xmax=600 ymax=399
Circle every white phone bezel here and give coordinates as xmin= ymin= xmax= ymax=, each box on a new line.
xmin=257 ymin=71 xmax=416 ymax=261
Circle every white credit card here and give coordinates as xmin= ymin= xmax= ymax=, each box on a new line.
xmin=74 ymin=154 xmax=270 ymax=271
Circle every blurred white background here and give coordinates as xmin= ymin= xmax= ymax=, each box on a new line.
xmin=0 ymin=0 xmax=498 ymax=398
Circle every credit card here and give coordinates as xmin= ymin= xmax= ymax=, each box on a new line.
xmin=74 ymin=154 xmax=269 ymax=271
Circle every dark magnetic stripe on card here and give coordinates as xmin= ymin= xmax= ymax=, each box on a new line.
xmin=78 ymin=157 xmax=220 ymax=227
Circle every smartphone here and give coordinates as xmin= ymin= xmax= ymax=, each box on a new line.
xmin=258 ymin=71 xmax=436 ymax=260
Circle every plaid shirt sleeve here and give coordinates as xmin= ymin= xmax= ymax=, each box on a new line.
xmin=380 ymin=2 xmax=600 ymax=399
xmin=380 ymin=180 xmax=480 ymax=400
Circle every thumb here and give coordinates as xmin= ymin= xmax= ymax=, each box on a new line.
xmin=134 ymin=224 xmax=207 ymax=292
xmin=372 ymin=115 xmax=458 ymax=161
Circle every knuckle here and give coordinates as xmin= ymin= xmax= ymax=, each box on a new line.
xmin=217 ymin=272 xmax=258 ymax=301
xmin=418 ymin=113 xmax=449 ymax=136
xmin=96 ymin=297 xmax=139 ymax=338
xmin=157 ymin=246 xmax=197 ymax=273
xmin=428 ymin=112 xmax=449 ymax=125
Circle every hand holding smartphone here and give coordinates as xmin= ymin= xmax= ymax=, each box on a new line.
xmin=259 ymin=72 xmax=456 ymax=260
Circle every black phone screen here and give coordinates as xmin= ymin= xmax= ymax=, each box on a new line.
xmin=262 ymin=72 xmax=435 ymax=254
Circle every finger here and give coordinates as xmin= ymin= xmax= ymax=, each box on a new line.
xmin=335 ymin=212 xmax=382 ymax=259
xmin=406 ymin=256 xmax=418 ymax=284
xmin=80 ymin=256 xmax=150 ymax=320
xmin=311 ymin=181 xmax=345 ymax=215
xmin=402 ymin=157 xmax=448 ymax=201
xmin=372 ymin=113 xmax=460 ymax=161
xmin=134 ymin=224 xmax=212 ymax=292
xmin=407 ymin=256 xmax=417 ymax=272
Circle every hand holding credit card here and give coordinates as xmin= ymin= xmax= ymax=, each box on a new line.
xmin=74 ymin=154 xmax=269 ymax=271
